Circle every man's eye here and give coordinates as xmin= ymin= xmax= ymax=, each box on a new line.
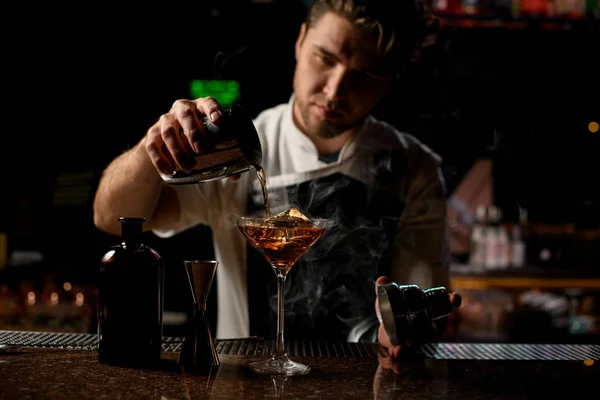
xmin=318 ymin=54 xmax=335 ymax=66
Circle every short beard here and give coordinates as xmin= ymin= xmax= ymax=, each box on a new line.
xmin=300 ymin=107 xmax=346 ymax=139
xmin=315 ymin=120 xmax=344 ymax=139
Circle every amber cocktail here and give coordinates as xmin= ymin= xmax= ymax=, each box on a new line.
xmin=238 ymin=208 xmax=331 ymax=376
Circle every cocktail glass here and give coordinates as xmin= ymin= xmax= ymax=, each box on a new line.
xmin=237 ymin=214 xmax=331 ymax=376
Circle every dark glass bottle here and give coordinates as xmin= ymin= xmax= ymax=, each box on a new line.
xmin=98 ymin=217 xmax=165 ymax=368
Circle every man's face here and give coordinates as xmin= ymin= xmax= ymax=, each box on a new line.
xmin=292 ymin=12 xmax=396 ymax=139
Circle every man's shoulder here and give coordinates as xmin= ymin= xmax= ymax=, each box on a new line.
xmin=252 ymin=102 xmax=289 ymax=127
xmin=366 ymin=116 xmax=442 ymax=167
xmin=367 ymin=117 xmax=446 ymax=197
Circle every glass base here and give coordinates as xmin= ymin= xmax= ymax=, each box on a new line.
xmin=249 ymin=354 xmax=311 ymax=376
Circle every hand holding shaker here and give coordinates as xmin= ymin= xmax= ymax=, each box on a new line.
xmin=377 ymin=283 xmax=461 ymax=348
xmin=159 ymin=104 xmax=263 ymax=184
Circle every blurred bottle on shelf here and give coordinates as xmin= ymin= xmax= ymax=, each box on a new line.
xmin=485 ymin=205 xmax=510 ymax=270
xmin=469 ymin=205 xmax=488 ymax=271
xmin=517 ymin=208 xmax=533 ymax=266
xmin=484 ymin=206 xmax=499 ymax=270
xmin=497 ymin=209 xmax=511 ymax=269
xmin=466 ymin=204 xmax=534 ymax=271
xmin=510 ymin=224 xmax=526 ymax=268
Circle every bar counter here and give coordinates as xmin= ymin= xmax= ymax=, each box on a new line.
xmin=1 ymin=331 xmax=599 ymax=399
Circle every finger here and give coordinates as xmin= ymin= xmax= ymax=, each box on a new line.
xmin=195 ymin=96 xmax=223 ymax=124
xmin=375 ymin=276 xmax=392 ymax=294
xmin=170 ymin=99 xmax=210 ymax=155
xmin=162 ymin=143 xmax=176 ymax=169
xmin=449 ymin=293 xmax=462 ymax=308
xmin=388 ymin=345 xmax=402 ymax=359
xmin=145 ymin=125 xmax=175 ymax=175
xmin=378 ymin=321 xmax=393 ymax=349
xmin=163 ymin=138 xmax=196 ymax=171
xmin=158 ymin=113 xmax=196 ymax=172
xmin=375 ymin=276 xmax=394 ymax=348
xmin=375 ymin=276 xmax=392 ymax=320
xmin=180 ymin=131 xmax=196 ymax=158
xmin=188 ymin=97 xmax=224 ymax=154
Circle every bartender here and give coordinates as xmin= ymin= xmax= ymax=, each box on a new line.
xmin=92 ymin=0 xmax=461 ymax=355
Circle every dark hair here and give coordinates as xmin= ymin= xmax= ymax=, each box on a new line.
xmin=305 ymin=0 xmax=439 ymax=68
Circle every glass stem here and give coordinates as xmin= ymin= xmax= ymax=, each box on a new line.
xmin=274 ymin=270 xmax=287 ymax=358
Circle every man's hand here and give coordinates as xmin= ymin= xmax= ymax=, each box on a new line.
xmin=144 ymin=96 xmax=224 ymax=176
xmin=375 ymin=276 xmax=462 ymax=359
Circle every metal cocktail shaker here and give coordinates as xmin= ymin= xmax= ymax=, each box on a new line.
xmin=377 ymin=283 xmax=457 ymax=347
xmin=159 ymin=104 xmax=262 ymax=184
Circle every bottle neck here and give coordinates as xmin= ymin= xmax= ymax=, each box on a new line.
xmin=119 ymin=217 xmax=145 ymax=249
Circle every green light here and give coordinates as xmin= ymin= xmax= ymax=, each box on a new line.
xmin=189 ymin=80 xmax=240 ymax=106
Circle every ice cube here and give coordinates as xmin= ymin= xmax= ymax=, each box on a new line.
xmin=265 ymin=207 xmax=313 ymax=228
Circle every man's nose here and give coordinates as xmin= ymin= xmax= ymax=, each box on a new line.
xmin=324 ymin=66 xmax=350 ymax=103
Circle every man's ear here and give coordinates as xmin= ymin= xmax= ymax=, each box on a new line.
xmin=295 ymin=23 xmax=307 ymax=61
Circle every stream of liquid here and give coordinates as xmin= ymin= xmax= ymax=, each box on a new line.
xmin=255 ymin=166 xmax=271 ymax=218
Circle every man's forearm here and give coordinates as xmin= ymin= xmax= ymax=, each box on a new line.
xmin=93 ymin=139 xmax=166 ymax=235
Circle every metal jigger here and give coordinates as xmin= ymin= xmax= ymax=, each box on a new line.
xmin=178 ymin=260 xmax=219 ymax=370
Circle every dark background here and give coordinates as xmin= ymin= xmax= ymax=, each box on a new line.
xmin=1 ymin=1 xmax=599 ymax=327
